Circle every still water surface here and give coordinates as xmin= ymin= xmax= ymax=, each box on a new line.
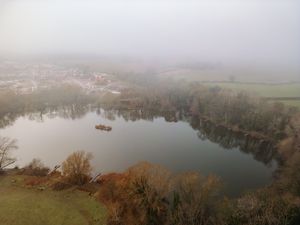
xmin=0 ymin=110 xmax=277 ymax=195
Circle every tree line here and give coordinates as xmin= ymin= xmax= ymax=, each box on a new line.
xmin=100 ymin=81 xmax=298 ymax=140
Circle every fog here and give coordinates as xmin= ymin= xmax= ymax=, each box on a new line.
xmin=0 ymin=0 xmax=299 ymax=67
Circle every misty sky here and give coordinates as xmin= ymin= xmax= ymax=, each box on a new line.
xmin=0 ymin=0 xmax=299 ymax=66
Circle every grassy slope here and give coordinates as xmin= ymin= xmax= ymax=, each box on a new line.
xmin=0 ymin=175 xmax=106 ymax=225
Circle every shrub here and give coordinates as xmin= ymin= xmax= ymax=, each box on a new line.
xmin=51 ymin=180 xmax=73 ymax=191
xmin=169 ymin=172 xmax=222 ymax=225
xmin=24 ymin=176 xmax=46 ymax=186
xmin=278 ymin=152 xmax=300 ymax=196
xmin=227 ymin=190 xmax=298 ymax=225
xmin=62 ymin=151 xmax=93 ymax=185
xmin=97 ymin=162 xmax=222 ymax=225
xmin=126 ymin=162 xmax=171 ymax=225
xmin=22 ymin=158 xmax=49 ymax=176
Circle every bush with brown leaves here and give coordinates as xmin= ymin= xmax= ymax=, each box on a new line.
xmin=97 ymin=162 xmax=222 ymax=225
xmin=62 ymin=151 xmax=93 ymax=185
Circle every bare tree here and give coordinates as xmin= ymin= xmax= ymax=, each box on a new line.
xmin=0 ymin=136 xmax=17 ymax=172
xmin=23 ymin=158 xmax=49 ymax=176
xmin=62 ymin=151 xmax=93 ymax=185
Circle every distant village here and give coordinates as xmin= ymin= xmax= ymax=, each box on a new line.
xmin=0 ymin=61 xmax=125 ymax=95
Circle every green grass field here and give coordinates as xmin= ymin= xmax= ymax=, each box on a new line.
xmin=205 ymin=82 xmax=300 ymax=98
xmin=275 ymin=100 xmax=300 ymax=109
xmin=0 ymin=175 xmax=106 ymax=225
xmin=203 ymin=82 xmax=300 ymax=108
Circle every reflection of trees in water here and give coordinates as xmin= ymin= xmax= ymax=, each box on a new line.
xmin=0 ymin=104 xmax=91 ymax=128
xmin=0 ymin=106 xmax=277 ymax=166
xmin=28 ymin=111 xmax=44 ymax=122
xmin=100 ymin=108 xmax=185 ymax=123
xmin=0 ymin=114 xmax=20 ymax=129
xmin=28 ymin=105 xmax=90 ymax=121
xmin=189 ymin=116 xmax=277 ymax=166
xmin=100 ymin=108 xmax=154 ymax=121
xmin=102 ymin=109 xmax=277 ymax=166
xmin=52 ymin=104 xmax=90 ymax=120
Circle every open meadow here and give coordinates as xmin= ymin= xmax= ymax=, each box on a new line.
xmin=0 ymin=173 xmax=106 ymax=225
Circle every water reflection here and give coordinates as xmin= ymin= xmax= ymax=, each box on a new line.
xmin=0 ymin=106 xmax=277 ymax=167
xmin=98 ymin=109 xmax=277 ymax=166
xmin=0 ymin=104 xmax=91 ymax=129
xmin=191 ymin=117 xmax=276 ymax=165
xmin=0 ymin=106 xmax=277 ymax=195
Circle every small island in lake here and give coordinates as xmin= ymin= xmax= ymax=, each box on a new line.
xmin=95 ymin=124 xmax=112 ymax=131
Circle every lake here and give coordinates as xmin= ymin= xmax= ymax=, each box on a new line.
xmin=0 ymin=108 xmax=277 ymax=195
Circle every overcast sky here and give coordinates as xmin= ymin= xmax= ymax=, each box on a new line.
xmin=0 ymin=0 xmax=299 ymax=66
